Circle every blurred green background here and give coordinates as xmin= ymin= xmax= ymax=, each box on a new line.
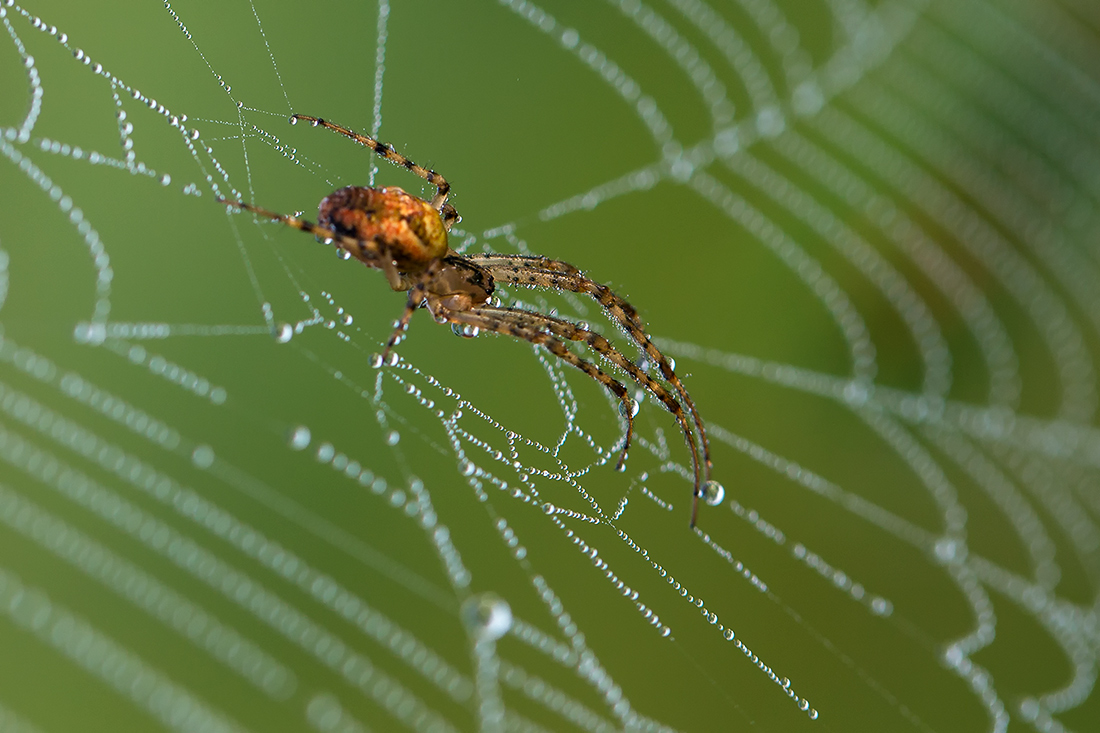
xmin=2 ymin=0 xmax=1099 ymax=731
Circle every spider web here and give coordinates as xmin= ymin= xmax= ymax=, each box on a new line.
xmin=1 ymin=0 xmax=1099 ymax=730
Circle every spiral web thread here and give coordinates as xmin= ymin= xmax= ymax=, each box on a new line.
xmin=2 ymin=0 xmax=1100 ymax=731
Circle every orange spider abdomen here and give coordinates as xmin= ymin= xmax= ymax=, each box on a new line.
xmin=318 ymin=185 xmax=448 ymax=270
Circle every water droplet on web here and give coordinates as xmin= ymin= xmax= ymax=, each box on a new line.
xmin=577 ymin=321 xmax=589 ymax=331
xmin=459 ymin=460 xmax=475 ymax=476
xmin=336 ymin=249 xmax=351 ymax=261
xmin=274 ymin=323 xmax=293 ymax=343
xmin=288 ymin=426 xmax=311 ymax=450
xmin=701 ymin=480 xmax=725 ymax=506
xmin=618 ymin=399 xmax=640 ymax=418
xmin=340 ymin=313 xmax=353 ymax=326
xmin=542 ymin=502 xmax=556 ymax=515
xmin=461 ymin=593 xmax=512 ymax=642
xmin=191 ymin=444 xmax=215 ymax=469
xmin=451 ymin=323 xmax=479 ymax=338
xmin=667 ymin=357 xmax=676 ymax=372
xmin=369 ymin=353 xmax=384 ymax=368
xmin=385 ymin=430 xmax=400 ymax=446
xmin=289 ymin=115 xmax=298 ymax=125
xmin=723 ymin=628 xmax=735 ymax=641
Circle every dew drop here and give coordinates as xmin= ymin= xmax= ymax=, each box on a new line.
xmin=459 ymin=460 xmax=475 ymax=477
xmin=336 ymin=249 xmax=351 ymax=261
xmin=701 ymin=480 xmax=725 ymax=506
xmin=274 ymin=323 xmax=293 ymax=343
xmin=341 ymin=313 xmax=353 ymax=326
xmin=667 ymin=357 xmax=677 ymax=372
xmin=289 ymin=115 xmax=298 ymax=125
xmin=385 ymin=430 xmax=400 ymax=446
xmin=618 ymin=399 xmax=640 ymax=418
xmin=369 ymin=353 xmax=384 ymax=368
xmin=451 ymin=323 xmax=479 ymax=338
xmin=191 ymin=444 xmax=215 ymax=469
xmin=542 ymin=502 xmax=556 ymax=515
xmin=461 ymin=593 xmax=513 ymax=642
xmin=288 ymin=426 xmax=311 ymax=450
xmin=724 ymin=628 xmax=735 ymax=641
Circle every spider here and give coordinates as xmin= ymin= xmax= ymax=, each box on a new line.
xmin=218 ymin=114 xmax=723 ymax=526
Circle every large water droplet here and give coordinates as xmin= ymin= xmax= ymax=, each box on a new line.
xmin=288 ymin=426 xmax=311 ymax=450
xmin=274 ymin=323 xmax=293 ymax=343
xmin=369 ymin=353 xmax=384 ymax=368
xmin=701 ymin=480 xmax=725 ymax=506
xmin=385 ymin=430 xmax=400 ymax=446
xmin=451 ymin=323 xmax=479 ymax=339
xmin=461 ymin=593 xmax=513 ymax=642
xmin=191 ymin=444 xmax=215 ymax=469
xmin=618 ymin=399 xmax=640 ymax=418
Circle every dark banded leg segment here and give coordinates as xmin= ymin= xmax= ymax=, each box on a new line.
xmin=290 ymin=114 xmax=454 ymax=216
xmin=468 ymin=254 xmax=712 ymax=480
xmin=433 ymin=303 xmax=637 ymax=472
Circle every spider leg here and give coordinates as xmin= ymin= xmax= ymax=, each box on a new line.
xmin=471 ymin=305 xmax=705 ymax=520
xmin=381 ymin=261 xmax=441 ymax=360
xmin=290 ymin=115 xmax=455 ymax=217
xmin=440 ymin=203 xmax=460 ymax=231
xmin=467 ymin=254 xmax=712 ymax=484
xmin=217 ymin=198 xmax=388 ymax=267
xmin=430 ymin=302 xmax=638 ymax=474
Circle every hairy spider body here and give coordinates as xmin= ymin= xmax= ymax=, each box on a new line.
xmin=219 ymin=114 xmax=721 ymax=526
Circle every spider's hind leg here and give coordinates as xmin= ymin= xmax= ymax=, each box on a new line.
xmin=433 ymin=303 xmax=637 ymax=474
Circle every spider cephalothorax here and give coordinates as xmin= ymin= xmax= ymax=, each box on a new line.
xmin=218 ymin=114 xmax=722 ymax=526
